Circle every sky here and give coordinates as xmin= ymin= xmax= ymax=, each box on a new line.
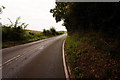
xmin=0 ymin=0 xmax=66 ymax=31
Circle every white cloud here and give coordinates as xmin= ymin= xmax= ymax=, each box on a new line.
xmin=0 ymin=0 xmax=66 ymax=31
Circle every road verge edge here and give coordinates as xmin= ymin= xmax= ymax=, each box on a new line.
xmin=62 ymin=40 xmax=70 ymax=80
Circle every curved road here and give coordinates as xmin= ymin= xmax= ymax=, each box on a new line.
xmin=1 ymin=34 xmax=67 ymax=78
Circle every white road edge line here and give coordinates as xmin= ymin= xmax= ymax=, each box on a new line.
xmin=62 ymin=40 xmax=70 ymax=80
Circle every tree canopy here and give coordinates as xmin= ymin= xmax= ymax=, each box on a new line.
xmin=0 ymin=5 xmax=5 ymax=14
xmin=50 ymin=2 xmax=120 ymax=35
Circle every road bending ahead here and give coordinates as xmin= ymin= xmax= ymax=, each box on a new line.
xmin=2 ymin=34 xmax=67 ymax=78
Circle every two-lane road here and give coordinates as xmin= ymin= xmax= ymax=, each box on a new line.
xmin=1 ymin=34 xmax=67 ymax=78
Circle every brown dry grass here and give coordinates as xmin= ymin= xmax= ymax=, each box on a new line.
xmin=77 ymin=44 xmax=120 ymax=79
xmin=25 ymin=29 xmax=42 ymax=33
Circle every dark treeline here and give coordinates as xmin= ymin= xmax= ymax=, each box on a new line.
xmin=43 ymin=27 xmax=62 ymax=36
xmin=51 ymin=2 xmax=120 ymax=37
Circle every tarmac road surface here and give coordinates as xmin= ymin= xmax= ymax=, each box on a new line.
xmin=1 ymin=34 xmax=67 ymax=78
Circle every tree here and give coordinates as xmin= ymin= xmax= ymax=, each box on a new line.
xmin=50 ymin=27 xmax=56 ymax=35
xmin=0 ymin=5 xmax=5 ymax=27
xmin=50 ymin=3 xmax=120 ymax=35
xmin=0 ymin=5 xmax=5 ymax=14
xmin=43 ymin=29 xmax=47 ymax=35
xmin=43 ymin=27 xmax=57 ymax=36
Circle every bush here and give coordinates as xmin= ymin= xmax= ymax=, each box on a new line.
xmin=50 ymin=27 xmax=56 ymax=35
xmin=42 ymin=27 xmax=62 ymax=36
xmin=2 ymin=17 xmax=28 ymax=42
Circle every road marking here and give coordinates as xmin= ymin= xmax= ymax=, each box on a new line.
xmin=39 ymin=46 xmax=44 ymax=50
xmin=1 ymin=44 xmax=44 ymax=69
xmin=0 ymin=55 xmax=21 ymax=69
xmin=0 ymin=44 xmax=46 ymax=69
xmin=62 ymin=40 xmax=70 ymax=80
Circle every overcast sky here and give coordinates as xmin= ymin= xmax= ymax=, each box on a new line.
xmin=0 ymin=0 xmax=66 ymax=31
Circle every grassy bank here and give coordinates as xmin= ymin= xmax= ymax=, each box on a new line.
xmin=2 ymin=30 xmax=64 ymax=48
xmin=2 ymin=17 xmax=64 ymax=48
xmin=2 ymin=32 xmax=45 ymax=48
xmin=65 ymin=31 xmax=120 ymax=79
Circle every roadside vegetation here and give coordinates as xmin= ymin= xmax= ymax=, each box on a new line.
xmin=2 ymin=17 xmax=64 ymax=48
xmin=65 ymin=32 xmax=120 ymax=79
xmin=51 ymin=3 xmax=120 ymax=79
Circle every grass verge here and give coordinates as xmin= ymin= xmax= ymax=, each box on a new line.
xmin=65 ymin=31 xmax=120 ymax=79
xmin=2 ymin=32 xmax=64 ymax=48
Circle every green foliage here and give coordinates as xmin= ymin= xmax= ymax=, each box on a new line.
xmin=43 ymin=29 xmax=47 ymax=35
xmin=2 ymin=25 xmax=25 ymax=41
xmin=42 ymin=27 xmax=63 ymax=36
xmin=2 ymin=18 xmax=64 ymax=48
xmin=65 ymin=32 xmax=120 ymax=78
xmin=66 ymin=35 xmax=81 ymax=67
xmin=74 ymin=67 xmax=84 ymax=78
xmin=56 ymin=3 xmax=120 ymax=78
xmin=51 ymin=3 xmax=120 ymax=36
xmin=50 ymin=27 xmax=56 ymax=35
xmin=2 ymin=17 xmax=28 ymax=42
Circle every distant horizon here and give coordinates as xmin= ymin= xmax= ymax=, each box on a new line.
xmin=25 ymin=28 xmax=67 ymax=32
xmin=0 ymin=0 xmax=67 ymax=31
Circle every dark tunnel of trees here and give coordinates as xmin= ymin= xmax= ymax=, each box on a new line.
xmin=51 ymin=3 xmax=120 ymax=78
xmin=50 ymin=2 xmax=120 ymax=38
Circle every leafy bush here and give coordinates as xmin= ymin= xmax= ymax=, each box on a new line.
xmin=2 ymin=17 xmax=28 ymax=42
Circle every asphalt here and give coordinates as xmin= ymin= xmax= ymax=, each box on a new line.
xmin=1 ymin=34 xmax=67 ymax=78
